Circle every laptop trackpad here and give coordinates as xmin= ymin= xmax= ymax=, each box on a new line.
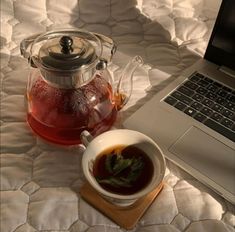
xmin=169 ymin=126 xmax=235 ymax=194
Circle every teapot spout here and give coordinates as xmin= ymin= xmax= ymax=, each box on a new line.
xmin=114 ymin=55 xmax=143 ymax=110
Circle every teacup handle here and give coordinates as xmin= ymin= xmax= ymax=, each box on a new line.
xmin=80 ymin=131 xmax=93 ymax=147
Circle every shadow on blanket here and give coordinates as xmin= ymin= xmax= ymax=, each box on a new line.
xmin=65 ymin=0 xmax=202 ymax=107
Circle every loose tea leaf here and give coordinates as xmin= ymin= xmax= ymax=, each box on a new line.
xmin=127 ymin=157 xmax=144 ymax=182
xmin=113 ymin=156 xmax=132 ymax=175
xmin=105 ymin=152 xmax=116 ymax=173
xmin=96 ymin=150 xmax=145 ymax=188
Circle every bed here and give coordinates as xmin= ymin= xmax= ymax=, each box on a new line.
xmin=1 ymin=0 xmax=235 ymax=231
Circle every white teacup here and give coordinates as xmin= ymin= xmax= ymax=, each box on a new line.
xmin=81 ymin=129 xmax=166 ymax=206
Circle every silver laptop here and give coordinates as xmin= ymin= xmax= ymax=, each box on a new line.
xmin=123 ymin=0 xmax=235 ymax=204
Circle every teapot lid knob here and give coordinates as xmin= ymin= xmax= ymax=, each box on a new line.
xmin=59 ymin=36 xmax=73 ymax=54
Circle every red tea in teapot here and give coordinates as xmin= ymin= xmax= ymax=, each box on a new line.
xmin=27 ymin=74 xmax=118 ymax=145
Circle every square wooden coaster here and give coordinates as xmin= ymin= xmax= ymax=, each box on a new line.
xmin=80 ymin=182 xmax=164 ymax=230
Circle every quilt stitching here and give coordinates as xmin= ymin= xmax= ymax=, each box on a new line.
xmin=1 ymin=0 xmax=234 ymax=231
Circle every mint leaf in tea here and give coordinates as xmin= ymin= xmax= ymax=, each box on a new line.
xmin=93 ymin=145 xmax=154 ymax=195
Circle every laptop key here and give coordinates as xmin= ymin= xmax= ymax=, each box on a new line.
xmin=204 ymin=77 xmax=214 ymax=83
xmin=208 ymin=119 xmax=235 ymax=139
xmin=200 ymin=107 xmax=213 ymax=116
xmin=222 ymin=86 xmax=232 ymax=92
xmin=204 ymin=119 xmax=235 ymax=142
xmin=216 ymin=96 xmax=228 ymax=105
xmin=189 ymin=74 xmax=203 ymax=82
xmin=196 ymin=87 xmax=208 ymax=95
xmin=222 ymin=109 xmax=234 ymax=120
xmin=211 ymin=112 xmax=223 ymax=122
xmin=195 ymin=73 xmax=205 ymax=79
xmin=207 ymin=84 xmax=219 ymax=92
xmin=225 ymin=102 xmax=235 ymax=111
xmin=192 ymin=93 xmax=204 ymax=102
xmin=217 ymin=89 xmax=228 ymax=98
xmin=221 ymin=118 xmax=234 ymax=129
xmin=226 ymin=94 xmax=235 ymax=103
xmin=198 ymin=79 xmax=210 ymax=88
xmin=232 ymin=124 xmax=235 ymax=132
xmin=202 ymin=98 xmax=214 ymax=107
xmin=206 ymin=91 xmax=217 ymax=100
xmin=184 ymin=81 xmax=198 ymax=90
xmin=184 ymin=107 xmax=197 ymax=117
xmin=212 ymin=104 xmax=224 ymax=113
xmin=191 ymin=101 xmax=203 ymax=110
xmin=193 ymin=113 xmax=207 ymax=122
xmin=171 ymin=91 xmax=193 ymax=105
xmin=175 ymin=102 xmax=187 ymax=111
xmin=177 ymin=86 xmax=194 ymax=97
xmin=213 ymin=81 xmax=222 ymax=88
xmin=164 ymin=96 xmax=177 ymax=105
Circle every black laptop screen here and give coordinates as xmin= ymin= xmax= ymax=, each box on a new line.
xmin=205 ymin=0 xmax=235 ymax=70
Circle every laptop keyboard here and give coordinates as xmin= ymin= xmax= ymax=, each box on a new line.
xmin=164 ymin=72 xmax=235 ymax=142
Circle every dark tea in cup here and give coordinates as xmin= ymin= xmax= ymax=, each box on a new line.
xmin=93 ymin=145 xmax=154 ymax=195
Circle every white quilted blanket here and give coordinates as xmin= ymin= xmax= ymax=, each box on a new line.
xmin=1 ymin=0 xmax=235 ymax=231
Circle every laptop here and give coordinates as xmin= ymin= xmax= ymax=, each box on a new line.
xmin=123 ymin=0 xmax=235 ymax=204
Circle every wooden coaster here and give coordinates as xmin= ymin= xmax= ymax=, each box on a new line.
xmin=80 ymin=182 xmax=164 ymax=230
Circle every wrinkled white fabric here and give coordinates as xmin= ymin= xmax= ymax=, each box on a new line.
xmin=1 ymin=0 xmax=234 ymax=232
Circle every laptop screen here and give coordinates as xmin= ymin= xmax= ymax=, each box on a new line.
xmin=205 ymin=0 xmax=235 ymax=71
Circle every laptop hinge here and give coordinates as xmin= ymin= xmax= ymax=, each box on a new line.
xmin=219 ymin=66 xmax=235 ymax=78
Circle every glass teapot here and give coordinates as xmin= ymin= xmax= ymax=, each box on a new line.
xmin=20 ymin=29 xmax=143 ymax=145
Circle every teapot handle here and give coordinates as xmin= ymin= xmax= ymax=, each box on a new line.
xmin=93 ymin=33 xmax=117 ymax=62
xmin=20 ymin=33 xmax=41 ymax=67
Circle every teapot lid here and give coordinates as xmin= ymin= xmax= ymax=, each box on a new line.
xmin=31 ymin=30 xmax=102 ymax=71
